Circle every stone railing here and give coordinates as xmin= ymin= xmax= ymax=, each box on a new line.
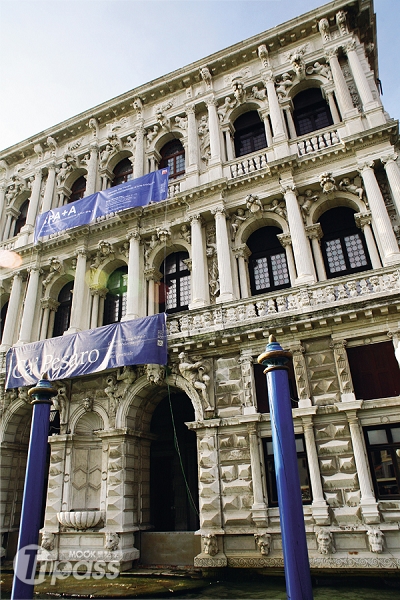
xmin=228 ymin=151 xmax=269 ymax=179
xmin=297 ymin=128 xmax=341 ymax=157
xmin=168 ymin=180 xmax=181 ymax=198
xmin=0 ymin=238 xmax=16 ymax=251
xmin=167 ymin=267 xmax=400 ymax=338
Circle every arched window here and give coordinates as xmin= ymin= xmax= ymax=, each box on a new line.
xmin=13 ymin=200 xmax=29 ymax=236
xmin=160 ymin=140 xmax=185 ymax=179
xmin=234 ymin=111 xmax=267 ymax=157
xmin=53 ymin=281 xmax=73 ymax=337
xmin=103 ymin=267 xmax=128 ymax=325
xmin=293 ymin=88 xmax=333 ymax=136
xmin=247 ymin=226 xmax=290 ymax=295
xmin=159 ymin=252 xmax=190 ymax=313
xmin=1 ymin=301 xmax=8 ymax=342
xmin=69 ymin=176 xmax=86 ymax=203
xmin=320 ymin=207 xmax=371 ymax=278
xmin=112 ymin=158 xmax=133 ymax=187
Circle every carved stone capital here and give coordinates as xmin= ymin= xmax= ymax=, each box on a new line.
xmin=233 ymin=244 xmax=251 ymax=260
xmin=40 ymin=297 xmax=60 ymax=311
xmin=189 ymin=213 xmax=203 ymax=226
xmin=211 ymin=205 xmax=226 ymax=217
xmin=357 ymin=160 xmax=374 ymax=173
xmin=276 ymin=232 xmax=292 ymax=247
xmin=354 ymin=211 xmax=372 ymax=229
xmin=381 ymin=153 xmax=398 ymax=167
xmin=325 ymin=47 xmax=338 ymax=62
xmin=305 ymin=223 xmax=323 ymax=240
xmin=344 ymin=40 xmax=357 ymax=55
xmin=144 ymin=268 xmax=162 ymax=282
xmin=280 ymin=181 xmax=296 ymax=196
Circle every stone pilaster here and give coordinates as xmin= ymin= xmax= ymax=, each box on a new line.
xmin=122 ymin=229 xmax=142 ymax=320
xmin=381 ymin=153 xmax=400 ymax=218
xmin=212 ymin=206 xmax=235 ymax=303
xmin=354 ymin=211 xmax=382 ymax=269
xmin=41 ymin=162 xmax=57 ymax=213
xmin=247 ymin=422 xmax=268 ymax=527
xmin=305 ymin=224 xmax=327 ymax=281
xmin=68 ymin=248 xmax=88 ymax=333
xmin=189 ymin=214 xmax=209 ymax=308
xmin=25 ymin=167 xmax=43 ymax=228
xmin=17 ymin=266 xmax=41 ymax=344
xmin=301 ymin=414 xmax=330 ymax=525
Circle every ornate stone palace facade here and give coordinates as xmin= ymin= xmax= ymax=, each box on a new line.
xmin=1 ymin=0 xmax=400 ymax=575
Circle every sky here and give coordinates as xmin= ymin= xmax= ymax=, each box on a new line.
xmin=0 ymin=0 xmax=398 ymax=152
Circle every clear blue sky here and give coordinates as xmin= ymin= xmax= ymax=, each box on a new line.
xmin=0 ymin=0 xmax=398 ymax=151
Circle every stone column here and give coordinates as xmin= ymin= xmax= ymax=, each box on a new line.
xmin=189 ymin=215 xmax=208 ymax=308
xmin=25 ymin=168 xmax=43 ymax=227
xmin=301 ymin=415 xmax=330 ymax=525
xmin=344 ymin=40 xmax=376 ymax=111
xmin=186 ymin=105 xmax=199 ymax=167
xmin=145 ymin=268 xmax=162 ymax=316
xmin=325 ymin=89 xmax=341 ymax=124
xmin=325 ymin=48 xmax=355 ymax=118
xmin=337 ymin=403 xmax=380 ymax=523
xmin=358 ymin=160 xmax=400 ymax=265
xmin=0 ymin=183 xmax=6 ymax=224
xmin=40 ymin=297 xmax=59 ymax=340
xmin=277 ymin=233 xmax=297 ymax=285
xmin=354 ymin=211 xmax=382 ymax=269
xmin=234 ymin=245 xmax=251 ymax=299
xmin=84 ymin=143 xmax=99 ymax=197
xmin=222 ymin=126 xmax=235 ymax=161
xmin=290 ymin=343 xmax=311 ymax=408
xmin=133 ymin=122 xmax=145 ymax=179
xmin=212 ymin=206 xmax=235 ymax=303
xmin=247 ymin=422 xmax=268 ymax=527
xmin=0 ymin=273 xmax=23 ymax=350
xmin=41 ymin=162 xmax=57 ymax=213
xmin=2 ymin=210 xmax=15 ymax=241
xmin=206 ymin=97 xmax=222 ymax=162
xmin=382 ymin=153 xmax=400 ymax=217
xmin=281 ymin=182 xmax=315 ymax=284
xmin=17 ymin=266 xmax=41 ymax=344
xmin=68 ymin=249 xmax=87 ymax=333
xmin=264 ymin=74 xmax=286 ymax=141
xmin=331 ymin=340 xmax=355 ymax=403
xmin=123 ymin=229 xmax=141 ymax=320
xmin=305 ymin=224 xmax=327 ymax=281
xmin=259 ymin=109 xmax=273 ymax=147
xmin=281 ymin=102 xmax=297 ymax=139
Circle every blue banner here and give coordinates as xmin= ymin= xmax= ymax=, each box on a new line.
xmin=5 ymin=314 xmax=167 ymax=389
xmin=34 ymin=168 xmax=170 ymax=242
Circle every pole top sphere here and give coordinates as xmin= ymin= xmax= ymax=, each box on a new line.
xmin=28 ymin=373 xmax=58 ymax=404
xmin=257 ymin=334 xmax=292 ymax=370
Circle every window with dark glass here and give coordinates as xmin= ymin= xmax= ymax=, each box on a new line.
xmin=320 ymin=207 xmax=371 ymax=279
xmin=364 ymin=425 xmax=400 ymax=499
xmin=247 ymin=226 xmax=290 ymax=295
xmin=112 ymin=158 xmax=133 ymax=187
xmin=234 ymin=111 xmax=267 ymax=157
xmin=263 ymin=435 xmax=312 ymax=505
xmin=159 ymin=252 xmax=190 ymax=313
xmin=1 ymin=301 xmax=8 ymax=342
xmin=53 ymin=281 xmax=73 ymax=337
xmin=293 ymin=88 xmax=333 ymax=136
xmin=13 ymin=200 xmax=29 ymax=236
xmin=103 ymin=267 xmax=128 ymax=325
xmin=68 ymin=176 xmax=86 ymax=203
xmin=347 ymin=341 xmax=400 ymax=401
xmin=254 ymin=362 xmax=298 ymax=413
xmin=160 ymin=140 xmax=185 ymax=179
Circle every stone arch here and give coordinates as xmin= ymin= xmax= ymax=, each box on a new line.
xmin=90 ymin=257 xmax=128 ymax=289
xmin=106 ymin=150 xmax=133 ymax=175
xmin=117 ymin=373 xmax=203 ymax=429
xmin=230 ymin=101 xmax=265 ymax=125
xmin=63 ymin=167 xmax=87 ymax=192
xmin=234 ymin=211 xmax=289 ymax=248
xmin=0 ymin=398 xmax=32 ymax=445
xmin=46 ymin=273 xmax=74 ymax=304
xmin=310 ymin=192 xmax=367 ymax=224
xmin=69 ymin=404 xmax=108 ymax=434
xmin=154 ymin=131 xmax=185 ymax=155
xmin=288 ymin=77 xmax=328 ymax=101
xmin=149 ymin=240 xmax=191 ymax=272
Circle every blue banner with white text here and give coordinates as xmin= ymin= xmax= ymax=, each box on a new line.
xmin=34 ymin=168 xmax=170 ymax=242
xmin=5 ymin=313 xmax=167 ymax=388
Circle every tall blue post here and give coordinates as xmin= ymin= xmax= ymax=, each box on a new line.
xmin=258 ymin=336 xmax=313 ymax=600
xmin=11 ymin=375 xmax=57 ymax=600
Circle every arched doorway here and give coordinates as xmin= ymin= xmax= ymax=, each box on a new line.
xmin=150 ymin=391 xmax=199 ymax=532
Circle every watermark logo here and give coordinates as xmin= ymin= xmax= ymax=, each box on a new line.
xmin=13 ymin=545 xmax=119 ymax=585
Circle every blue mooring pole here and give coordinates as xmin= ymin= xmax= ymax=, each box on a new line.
xmin=258 ymin=336 xmax=313 ymax=600
xmin=11 ymin=374 xmax=57 ymax=600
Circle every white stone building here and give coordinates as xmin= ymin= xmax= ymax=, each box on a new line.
xmin=1 ymin=0 xmax=400 ymax=575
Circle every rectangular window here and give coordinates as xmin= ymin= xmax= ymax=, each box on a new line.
xmin=262 ymin=435 xmax=312 ymax=505
xmin=364 ymin=425 xmax=400 ymax=499
xmin=347 ymin=342 xmax=400 ymax=400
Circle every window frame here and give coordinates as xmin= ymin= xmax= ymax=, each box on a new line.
xmin=293 ymin=88 xmax=333 ymax=137
xmin=68 ymin=176 xmax=86 ymax=203
xmin=160 ymin=140 xmax=185 ymax=180
xmin=159 ymin=252 xmax=190 ymax=314
xmin=247 ymin=227 xmax=291 ymax=296
xmin=112 ymin=157 xmax=133 ymax=187
xmin=233 ymin=111 xmax=268 ymax=158
xmin=262 ymin=434 xmax=312 ymax=506
xmin=53 ymin=281 xmax=74 ymax=337
xmin=364 ymin=424 xmax=400 ymax=500
xmin=103 ymin=266 xmax=128 ymax=325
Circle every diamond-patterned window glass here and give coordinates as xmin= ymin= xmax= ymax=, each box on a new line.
xmin=320 ymin=207 xmax=371 ymax=279
xmin=103 ymin=266 xmax=128 ymax=325
xmin=344 ymin=234 xmax=368 ymax=269
xmin=160 ymin=251 xmax=190 ymax=313
xmin=253 ymin=257 xmax=271 ymax=291
xmin=271 ymin=253 xmax=290 ymax=287
xmin=325 ymin=239 xmax=346 ymax=273
xmin=247 ymin=226 xmax=291 ymax=295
